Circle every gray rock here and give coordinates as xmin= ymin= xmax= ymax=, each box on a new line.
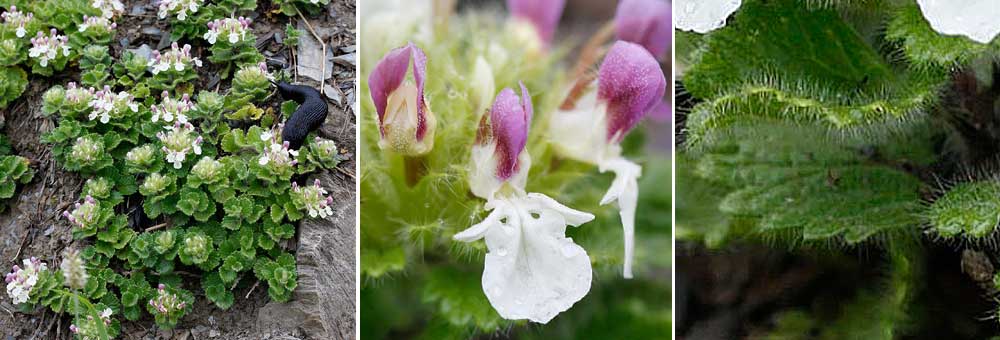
xmin=128 ymin=44 xmax=153 ymax=60
xmin=141 ymin=27 xmax=162 ymax=36
xmin=331 ymin=53 xmax=355 ymax=67
xmin=255 ymin=170 xmax=355 ymax=339
xmin=295 ymin=22 xmax=333 ymax=82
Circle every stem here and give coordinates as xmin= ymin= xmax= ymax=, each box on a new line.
xmin=403 ymin=155 xmax=427 ymax=187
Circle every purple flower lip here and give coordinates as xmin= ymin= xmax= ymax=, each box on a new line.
xmin=598 ymin=41 xmax=666 ymax=143
xmin=479 ymin=81 xmax=533 ymax=180
xmin=367 ymin=42 xmax=429 ymax=141
xmin=615 ymin=0 xmax=671 ymax=57
xmin=507 ymin=0 xmax=566 ymax=46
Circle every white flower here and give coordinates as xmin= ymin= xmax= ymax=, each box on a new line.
xmin=157 ymin=122 xmax=202 ymax=169
xmin=1 ymin=6 xmax=33 ymax=38
xmin=5 ymin=257 xmax=47 ymax=305
xmin=157 ymin=0 xmax=202 ymax=21
xmin=78 ymin=15 xmax=116 ymax=33
xmin=453 ymin=193 xmax=594 ymax=324
xmin=148 ymin=42 xmax=202 ymax=75
xmin=292 ymin=179 xmax=334 ymax=218
xmin=91 ymin=0 xmax=125 ymax=18
xmin=203 ymin=17 xmax=251 ymax=45
xmin=87 ymin=86 xmax=139 ymax=124
xmin=675 ymin=0 xmax=742 ymax=33
xmin=258 ymin=126 xmax=299 ymax=169
xmin=60 ymin=249 xmax=88 ymax=290
xmin=916 ymin=0 xmax=1000 ymax=44
xmin=28 ymin=29 xmax=69 ymax=68
xmin=151 ymin=91 xmax=194 ymax=124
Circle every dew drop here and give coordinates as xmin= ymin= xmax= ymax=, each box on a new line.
xmin=496 ymin=247 xmax=508 ymax=256
xmin=684 ymin=2 xmax=696 ymax=14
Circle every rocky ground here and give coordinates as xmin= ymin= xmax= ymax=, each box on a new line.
xmin=0 ymin=1 xmax=356 ymax=339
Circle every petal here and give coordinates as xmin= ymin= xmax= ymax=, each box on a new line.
xmin=675 ymin=0 xmax=742 ymax=33
xmin=597 ymin=158 xmax=641 ymax=279
xmin=916 ymin=0 xmax=1000 ymax=44
xmin=471 ymin=56 xmax=495 ymax=114
xmin=367 ymin=42 xmax=428 ymax=140
xmin=614 ymin=0 xmax=671 ymax=57
xmin=598 ymin=41 xmax=666 ymax=142
xmin=476 ymin=195 xmax=593 ymax=324
xmin=506 ymin=0 xmax=565 ymax=45
xmin=489 ymin=83 xmax=531 ymax=180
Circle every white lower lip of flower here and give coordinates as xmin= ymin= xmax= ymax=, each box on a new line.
xmin=468 ymin=143 xmax=530 ymax=200
xmin=453 ymin=193 xmax=594 ymax=324
xmin=598 ymin=157 xmax=641 ymax=279
xmin=917 ymin=0 xmax=1000 ymax=44
xmin=675 ymin=0 xmax=742 ymax=34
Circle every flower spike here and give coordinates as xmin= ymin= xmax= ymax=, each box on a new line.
xmin=368 ymin=42 xmax=436 ymax=156
xmin=614 ymin=0 xmax=671 ymax=57
xmin=549 ymin=41 xmax=666 ymax=279
xmin=458 ymin=82 xmax=594 ymax=324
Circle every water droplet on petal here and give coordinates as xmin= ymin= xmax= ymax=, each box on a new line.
xmin=496 ymin=247 xmax=508 ymax=256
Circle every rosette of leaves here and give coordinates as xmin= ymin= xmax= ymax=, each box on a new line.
xmin=167 ymin=0 xmax=258 ymax=41
xmin=225 ymin=63 xmax=271 ymax=111
xmin=139 ymin=172 xmax=179 ymax=219
xmin=112 ymin=51 xmax=151 ymax=88
xmin=253 ymin=253 xmax=297 ymax=302
xmin=146 ymin=284 xmax=195 ymax=329
xmin=78 ymin=45 xmax=112 ymax=87
xmin=29 ymin=0 xmax=98 ymax=32
xmin=0 ymin=155 xmax=33 ymax=212
xmin=0 ymin=66 xmax=27 ymax=109
xmin=274 ymin=0 xmax=330 ymax=16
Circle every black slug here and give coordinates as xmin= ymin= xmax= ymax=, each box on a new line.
xmin=275 ymin=81 xmax=328 ymax=150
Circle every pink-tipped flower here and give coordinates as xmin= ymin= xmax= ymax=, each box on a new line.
xmin=614 ymin=0 xmax=671 ymax=58
xmin=368 ymin=42 xmax=436 ymax=156
xmin=506 ymin=0 xmax=565 ymax=48
xmin=469 ymin=82 xmax=533 ymax=200
xmin=549 ymin=41 xmax=665 ymax=279
xmin=598 ymin=41 xmax=667 ymax=143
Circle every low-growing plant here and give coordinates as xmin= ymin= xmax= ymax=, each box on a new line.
xmin=3 ymin=0 xmax=344 ymax=336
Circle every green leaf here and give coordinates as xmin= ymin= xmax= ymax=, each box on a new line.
xmin=926 ymin=181 xmax=1000 ymax=239
xmin=682 ymin=0 xmax=946 ymax=145
xmin=422 ymin=266 xmax=504 ymax=331
xmin=689 ymin=124 xmax=924 ymax=245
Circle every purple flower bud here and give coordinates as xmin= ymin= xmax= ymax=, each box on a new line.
xmin=615 ymin=0 xmax=671 ymax=57
xmin=487 ymin=81 xmax=532 ymax=180
xmin=598 ymin=41 xmax=666 ymax=142
xmin=158 ymin=283 xmax=166 ymax=290
xmin=313 ymin=178 xmax=321 ymax=187
xmin=506 ymin=0 xmax=565 ymax=46
xmin=368 ymin=42 xmax=430 ymax=141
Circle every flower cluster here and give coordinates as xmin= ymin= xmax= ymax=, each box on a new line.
xmin=69 ymin=137 xmax=104 ymax=165
xmin=60 ymin=249 xmax=88 ymax=290
xmin=141 ymin=172 xmax=172 ymax=195
xmin=65 ymin=82 xmax=96 ymax=107
xmin=259 ymin=129 xmax=299 ymax=168
xmin=1 ymin=6 xmax=33 ymax=38
xmin=151 ymin=91 xmax=194 ymax=124
xmin=69 ymin=308 xmax=113 ymax=339
xmin=157 ymin=122 xmax=203 ymax=169
xmin=149 ymin=284 xmax=185 ymax=316
xmin=28 ymin=29 xmax=70 ymax=67
xmin=312 ymin=137 xmax=338 ymax=159
xmin=204 ymin=17 xmax=251 ymax=45
xmin=5 ymin=257 xmax=46 ymax=304
xmin=78 ymin=15 xmax=117 ymax=34
xmin=292 ymin=179 xmax=334 ymax=218
xmin=190 ymin=156 xmax=224 ymax=182
xmin=63 ymin=195 xmax=100 ymax=230
xmin=156 ymin=0 xmax=203 ymax=21
xmin=91 ymin=0 xmax=125 ymax=19
xmin=148 ymin=42 xmax=202 ymax=75
xmin=88 ymin=86 xmax=139 ymax=124
xmin=235 ymin=62 xmax=273 ymax=84
xmin=126 ymin=145 xmax=157 ymax=169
